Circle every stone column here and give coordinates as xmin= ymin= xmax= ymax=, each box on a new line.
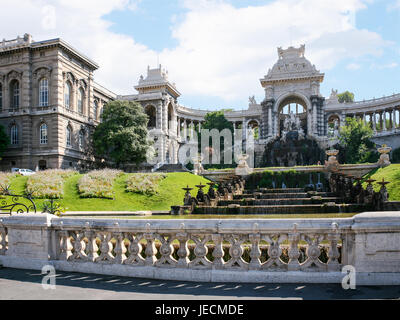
xmin=372 ymin=112 xmax=376 ymax=132
xmin=162 ymin=101 xmax=168 ymax=133
xmin=382 ymin=111 xmax=387 ymax=131
xmin=177 ymin=117 xmax=181 ymax=137
xmin=391 ymin=109 xmax=395 ymax=130
xmin=156 ymin=102 xmax=163 ymax=130
xmin=183 ymin=120 xmax=187 ymax=141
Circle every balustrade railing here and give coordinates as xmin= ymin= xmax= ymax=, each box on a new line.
xmin=50 ymin=219 xmax=350 ymax=272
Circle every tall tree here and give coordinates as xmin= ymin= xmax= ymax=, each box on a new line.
xmin=0 ymin=124 xmax=8 ymax=160
xmin=337 ymin=91 xmax=355 ymax=103
xmin=93 ymin=100 xmax=151 ymax=167
xmin=199 ymin=111 xmax=234 ymax=168
xmin=339 ymin=117 xmax=378 ymax=164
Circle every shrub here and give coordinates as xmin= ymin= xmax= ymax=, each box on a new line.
xmin=392 ymin=147 xmax=400 ymax=164
xmin=0 ymin=172 xmax=17 ymax=194
xmin=126 ymin=173 xmax=166 ymax=195
xmin=78 ymin=169 xmax=123 ymax=199
xmin=26 ymin=169 xmax=77 ymax=199
xmin=246 ymin=170 xmax=326 ymax=190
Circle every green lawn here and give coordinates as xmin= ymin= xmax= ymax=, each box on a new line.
xmin=8 ymin=172 xmax=211 ymax=212
xmin=361 ymin=164 xmax=400 ymax=201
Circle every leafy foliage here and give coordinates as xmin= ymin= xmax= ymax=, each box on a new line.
xmin=93 ymin=100 xmax=151 ymax=167
xmin=0 ymin=125 xmax=8 ymax=159
xmin=0 ymin=173 xmax=17 ymax=194
xmin=199 ymin=111 xmax=235 ymax=165
xmin=125 ymin=173 xmax=166 ymax=195
xmin=247 ymin=170 xmax=325 ymax=189
xmin=392 ymin=147 xmax=400 ymax=163
xmin=337 ymin=91 xmax=355 ymax=103
xmin=78 ymin=169 xmax=122 ymax=199
xmin=339 ymin=117 xmax=378 ymax=164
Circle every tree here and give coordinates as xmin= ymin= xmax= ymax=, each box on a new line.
xmin=339 ymin=117 xmax=378 ymax=164
xmin=0 ymin=124 xmax=9 ymax=160
xmin=93 ymin=100 xmax=151 ymax=167
xmin=199 ymin=111 xmax=235 ymax=168
xmin=337 ymin=91 xmax=355 ymax=103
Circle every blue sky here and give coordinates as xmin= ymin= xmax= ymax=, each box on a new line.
xmin=2 ymin=0 xmax=399 ymax=109
xmin=104 ymin=0 xmax=400 ymax=108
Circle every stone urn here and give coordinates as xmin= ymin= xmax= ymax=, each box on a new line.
xmin=377 ymin=144 xmax=392 ymax=167
xmin=235 ymin=154 xmax=252 ymax=176
xmin=325 ymin=149 xmax=340 ymax=172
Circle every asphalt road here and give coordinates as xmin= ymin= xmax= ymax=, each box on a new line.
xmin=0 ymin=267 xmax=399 ymax=300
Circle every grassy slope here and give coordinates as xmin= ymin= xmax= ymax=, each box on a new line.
xmin=361 ymin=164 xmax=400 ymax=201
xmin=8 ymin=172 xmax=210 ymax=212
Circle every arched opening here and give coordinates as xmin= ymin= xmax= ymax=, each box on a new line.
xmin=10 ymin=124 xmax=18 ymax=145
xmin=39 ymin=123 xmax=48 ymax=144
xmin=145 ymin=105 xmax=156 ymax=129
xmin=168 ymin=103 xmax=174 ymax=132
xmin=66 ymin=126 xmax=72 ymax=147
xmin=277 ymin=96 xmax=307 ymax=138
xmin=9 ymin=80 xmax=20 ymax=111
xmin=78 ymin=88 xmax=84 ymax=114
xmin=247 ymin=120 xmax=259 ymax=140
xmin=327 ymin=114 xmax=340 ymax=137
xmin=39 ymin=78 xmax=49 ymax=107
xmin=65 ymin=81 xmax=72 ymax=110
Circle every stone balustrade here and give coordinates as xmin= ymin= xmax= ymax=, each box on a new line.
xmin=1 ymin=212 xmax=400 ymax=284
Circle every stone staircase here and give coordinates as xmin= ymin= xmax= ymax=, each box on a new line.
xmin=192 ymin=187 xmax=365 ymax=215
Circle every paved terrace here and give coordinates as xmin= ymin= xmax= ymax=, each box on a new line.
xmin=0 ymin=268 xmax=399 ymax=300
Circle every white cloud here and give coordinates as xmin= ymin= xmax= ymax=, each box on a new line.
xmin=0 ymin=0 xmax=391 ymax=108
xmin=387 ymin=0 xmax=400 ymax=11
xmin=370 ymin=62 xmax=399 ymax=69
xmin=347 ymin=63 xmax=361 ymax=70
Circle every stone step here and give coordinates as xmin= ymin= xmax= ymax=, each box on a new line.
xmin=249 ymin=188 xmax=305 ymax=194
xmin=218 ymin=197 xmax=341 ymax=206
xmin=155 ymin=164 xmax=189 ymax=172
xmin=193 ymin=204 xmax=365 ymax=215
xmin=234 ymin=192 xmax=334 ymax=199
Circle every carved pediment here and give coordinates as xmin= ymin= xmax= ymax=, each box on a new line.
xmin=33 ymin=66 xmax=52 ymax=80
xmin=7 ymin=70 xmax=22 ymax=81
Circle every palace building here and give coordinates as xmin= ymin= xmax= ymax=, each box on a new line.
xmin=1 ymin=34 xmax=399 ymax=170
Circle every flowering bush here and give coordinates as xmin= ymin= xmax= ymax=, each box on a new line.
xmin=126 ymin=173 xmax=166 ymax=195
xmin=0 ymin=172 xmax=17 ymax=194
xmin=78 ymin=169 xmax=123 ymax=199
xmin=26 ymin=169 xmax=77 ymax=199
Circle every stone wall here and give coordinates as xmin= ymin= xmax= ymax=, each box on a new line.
xmin=1 ymin=212 xmax=400 ymax=285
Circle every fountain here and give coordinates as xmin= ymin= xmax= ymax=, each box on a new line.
xmin=377 ymin=144 xmax=392 ymax=167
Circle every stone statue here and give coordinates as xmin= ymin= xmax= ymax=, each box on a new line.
xmin=249 ymin=96 xmax=257 ymax=105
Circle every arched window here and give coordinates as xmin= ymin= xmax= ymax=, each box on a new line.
xmin=65 ymin=82 xmax=71 ymax=109
xmin=10 ymin=80 xmax=20 ymax=110
xmin=0 ymin=83 xmax=3 ymax=112
xmin=93 ymin=100 xmax=98 ymax=120
xmin=66 ymin=126 xmax=72 ymax=147
xmin=78 ymin=88 xmax=84 ymax=114
xmin=10 ymin=124 xmax=18 ymax=145
xmin=39 ymin=78 xmax=49 ymax=107
xmin=79 ymin=130 xmax=84 ymax=148
xmin=40 ymin=123 xmax=48 ymax=144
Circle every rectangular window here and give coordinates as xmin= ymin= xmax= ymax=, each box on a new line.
xmin=39 ymin=79 xmax=49 ymax=107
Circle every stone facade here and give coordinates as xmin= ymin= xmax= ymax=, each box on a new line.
xmin=0 ymin=34 xmax=116 ymax=171
xmin=1 ymin=35 xmax=400 ymax=170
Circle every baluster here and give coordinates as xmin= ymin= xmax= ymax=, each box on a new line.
xmin=224 ymin=235 xmax=248 ymax=269
xmin=84 ymin=230 xmax=99 ymax=262
xmin=95 ymin=232 xmax=114 ymax=263
xmin=156 ymin=234 xmax=177 ymax=267
xmin=300 ymin=234 xmax=325 ymax=271
xmin=144 ymin=223 xmax=157 ymax=266
xmin=262 ymin=234 xmax=287 ymax=269
xmin=249 ymin=223 xmax=261 ymax=270
xmin=211 ymin=234 xmax=225 ymax=269
xmin=327 ymin=223 xmax=341 ymax=271
xmin=176 ymin=223 xmax=189 ymax=267
xmin=123 ymin=233 xmax=145 ymax=265
xmin=189 ymin=234 xmax=211 ymax=268
xmin=58 ymin=230 xmax=72 ymax=261
xmin=113 ymin=232 xmax=127 ymax=264
xmin=0 ymin=226 xmax=7 ymax=255
xmin=287 ymin=223 xmax=300 ymax=271
xmin=69 ymin=231 xmax=87 ymax=261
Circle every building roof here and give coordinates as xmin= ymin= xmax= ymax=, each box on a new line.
xmin=260 ymin=45 xmax=324 ymax=86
